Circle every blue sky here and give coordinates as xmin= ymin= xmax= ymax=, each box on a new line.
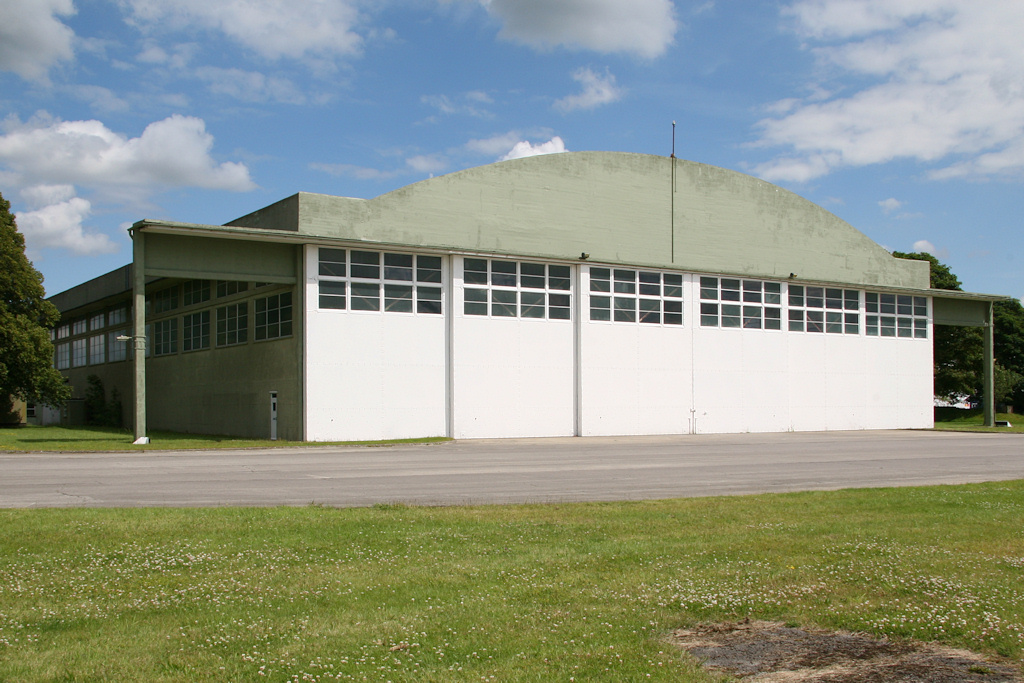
xmin=1 ymin=0 xmax=1022 ymax=302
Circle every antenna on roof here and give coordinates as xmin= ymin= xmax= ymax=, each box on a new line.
xmin=670 ymin=121 xmax=677 ymax=263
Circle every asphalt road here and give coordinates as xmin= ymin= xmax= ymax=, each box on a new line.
xmin=0 ymin=430 xmax=1021 ymax=508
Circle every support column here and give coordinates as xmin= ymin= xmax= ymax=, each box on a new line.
xmin=983 ymin=301 xmax=995 ymax=427
xmin=132 ymin=227 xmax=149 ymax=444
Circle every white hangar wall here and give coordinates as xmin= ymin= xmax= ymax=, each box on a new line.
xmin=303 ymin=245 xmax=447 ymax=441
xmin=303 ymin=245 xmax=933 ymax=441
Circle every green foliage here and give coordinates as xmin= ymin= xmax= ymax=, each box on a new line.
xmin=0 ymin=191 xmax=70 ymax=408
xmin=994 ymin=299 xmax=1024 ymax=407
xmin=83 ymin=375 xmax=124 ymax=428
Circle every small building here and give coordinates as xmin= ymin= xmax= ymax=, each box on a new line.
xmin=48 ymin=152 xmax=1004 ymax=440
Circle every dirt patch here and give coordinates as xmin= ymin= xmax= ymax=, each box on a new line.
xmin=671 ymin=620 xmax=1022 ymax=682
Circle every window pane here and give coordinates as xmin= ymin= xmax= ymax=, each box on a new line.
xmin=417 ymin=255 xmax=442 ymax=283
xmin=350 ymin=251 xmax=380 ymax=279
xmin=700 ymin=276 xmax=718 ymax=300
xmin=614 ymin=270 xmax=636 ymax=294
xmin=721 ymin=304 xmax=741 ymax=328
xmin=464 ymin=288 xmax=487 ymax=315
xmin=664 ymin=274 xmax=683 ymax=298
xmin=639 ymin=271 xmax=660 ymax=296
xmin=806 ymin=287 xmax=824 ymax=308
xmin=806 ymin=310 xmax=823 ymax=333
xmin=417 ymin=286 xmax=442 ymax=314
xmin=789 ymin=309 xmax=804 ymax=332
xmin=845 ymin=313 xmax=859 ymax=335
xmin=464 ymin=258 xmax=488 ymax=285
xmin=384 ymin=253 xmax=413 ymax=281
xmin=549 ymin=265 xmax=571 ymax=291
xmin=866 ymin=315 xmax=879 ymax=336
xmin=639 ymin=298 xmax=660 ymax=324
xmin=664 ymin=299 xmax=682 ymax=325
xmin=590 ymin=267 xmax=611 ymax=292
xmin=897 ymin=295 xmax=912 ymax=316
xmin=743 ymin=281 xmax=761 ymax=303
xmin=549 ymin=293 xmax=571 ymax=320
xmin=319 ymin=248 xmax=346 ymax=276
xmin=520 ymin=262 xmax=545 ymax=289
xmin=319 ymin=280 xmax=346 ymax=309
xmin=491 ymin=289 xmax=517 ymax=316
xmin=914 ymin=297 xmax=927 ymax=317
xmin=789 ymin=285 xmax=804 ymax=307
xmin=825 ymin=288 xmax=843 ymax=309
xmin=700 ymin=302 xmax=718 ymax=327
xmin=825 ymin=310 xmax=843 ymax=334
xmin=765 ymin=307 xmax=781 ymax=330
xmin=742 ymin=305 xmax=761 ymax=328
xmin=845 ymin=290 xmax=859 ymax=311
xmin=491 ymin=260 xmax=517 ymax=287
xmin=521 ymin=291 xmax=545 ymax=318
xmin=880 ymin=294 xmax=896 ymax=314
xmin=614 ymin=296 xmax=636 ymax=322
xmin=866 ymin=293 xmax=879 ymax=313
xmin=764 ymin=282 xmax=781 ymax=305
xmin=914 ymin=318 xmax=928 ymax=338
xmin=721 ymin=279 xmax=740 ymax=301
xmin=351 ymin=282 xmax=380 ymax=310
xmin=384 ymin=284 xmax=413 ymax=312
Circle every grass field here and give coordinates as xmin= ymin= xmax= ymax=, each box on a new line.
xmin=933 ymin=408 xmax=1023 ymax=433
xmin=1 ymin=482 xmax=1022 ymax=681
xmin=0 ymin=425 xmax=449 ymax=452
xmin=0 ymin=409 xmax=1019 ymax=453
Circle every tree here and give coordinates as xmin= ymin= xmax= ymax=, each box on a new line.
xmin=993 ymin=298 xmax=1024 ymax=407
xmin=0 ymin=191 xmax=70 ymax=422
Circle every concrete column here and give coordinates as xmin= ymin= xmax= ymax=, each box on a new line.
xmin=983 ymin=300 xmax=995 ymax=427
xmin=132 ymin=228 xmax=148 ymax=444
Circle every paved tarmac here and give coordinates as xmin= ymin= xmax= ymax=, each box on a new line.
xmin=0 ymin=430 xmax=1021 ymax=508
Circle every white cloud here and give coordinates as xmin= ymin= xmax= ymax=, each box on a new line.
xmin=120 ymin=0 xmax=364 ymax=63
xmin=500 ymin=136 xmax=568 ymax=161
xmin=466 ymin=131 xmax=526 ymax=156
xmin=15 ymin=185 xmax=117 ymax=255
xmin=480 ymin=0 xmax=676 ymax=58
xmin=406 ymin=154 xmax=448 ymax=174
xmin=310 ymin=162 xmax=402 ymax=181
xmin=912 ymin=239 xmax=937 ymax=254
xmin=756 ymin=1 xmax=1024 ymax=182
xmin=878 ymin=197 xmax=902 ymax=214
xmin=421 ymin=92 xmax=494 ymax=119
xmin=194 ymin=67 xmax=305 ymax=103
xmin=554 ymin=67 xmax=622 ymax=112
xmin=0 ymin=0 xmax=76 ymax=81
xmin=0 ymin=113 xmax=255 ymax=192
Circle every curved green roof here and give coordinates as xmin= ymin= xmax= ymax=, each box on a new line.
xmin=236 ymin=151 xmax=930 ymax=289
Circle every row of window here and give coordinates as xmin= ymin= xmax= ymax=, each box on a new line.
xmin=590 ymin=268 xmax=683 ymax=325
xmin=55 ymin=330 xmax=129 ymax=370
xmin=463 ymin=258 xmax=572 ymax=320
xmin=55 ymin=307 xmax=128 ymax=341
xmin=318 ymin=249 xmax=443 ymax=314
xmin=313 ymin=256 xmax=931 ymax=338
xmin=698 ymin=278 xmax=929 ymax=338
xmin=150 ymin=293 xmax=292 ymax=355
xmin=149 ymin=279 xmax=255 ymax=315
xmin=54 ymin=293 xmax=291 ymax=364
